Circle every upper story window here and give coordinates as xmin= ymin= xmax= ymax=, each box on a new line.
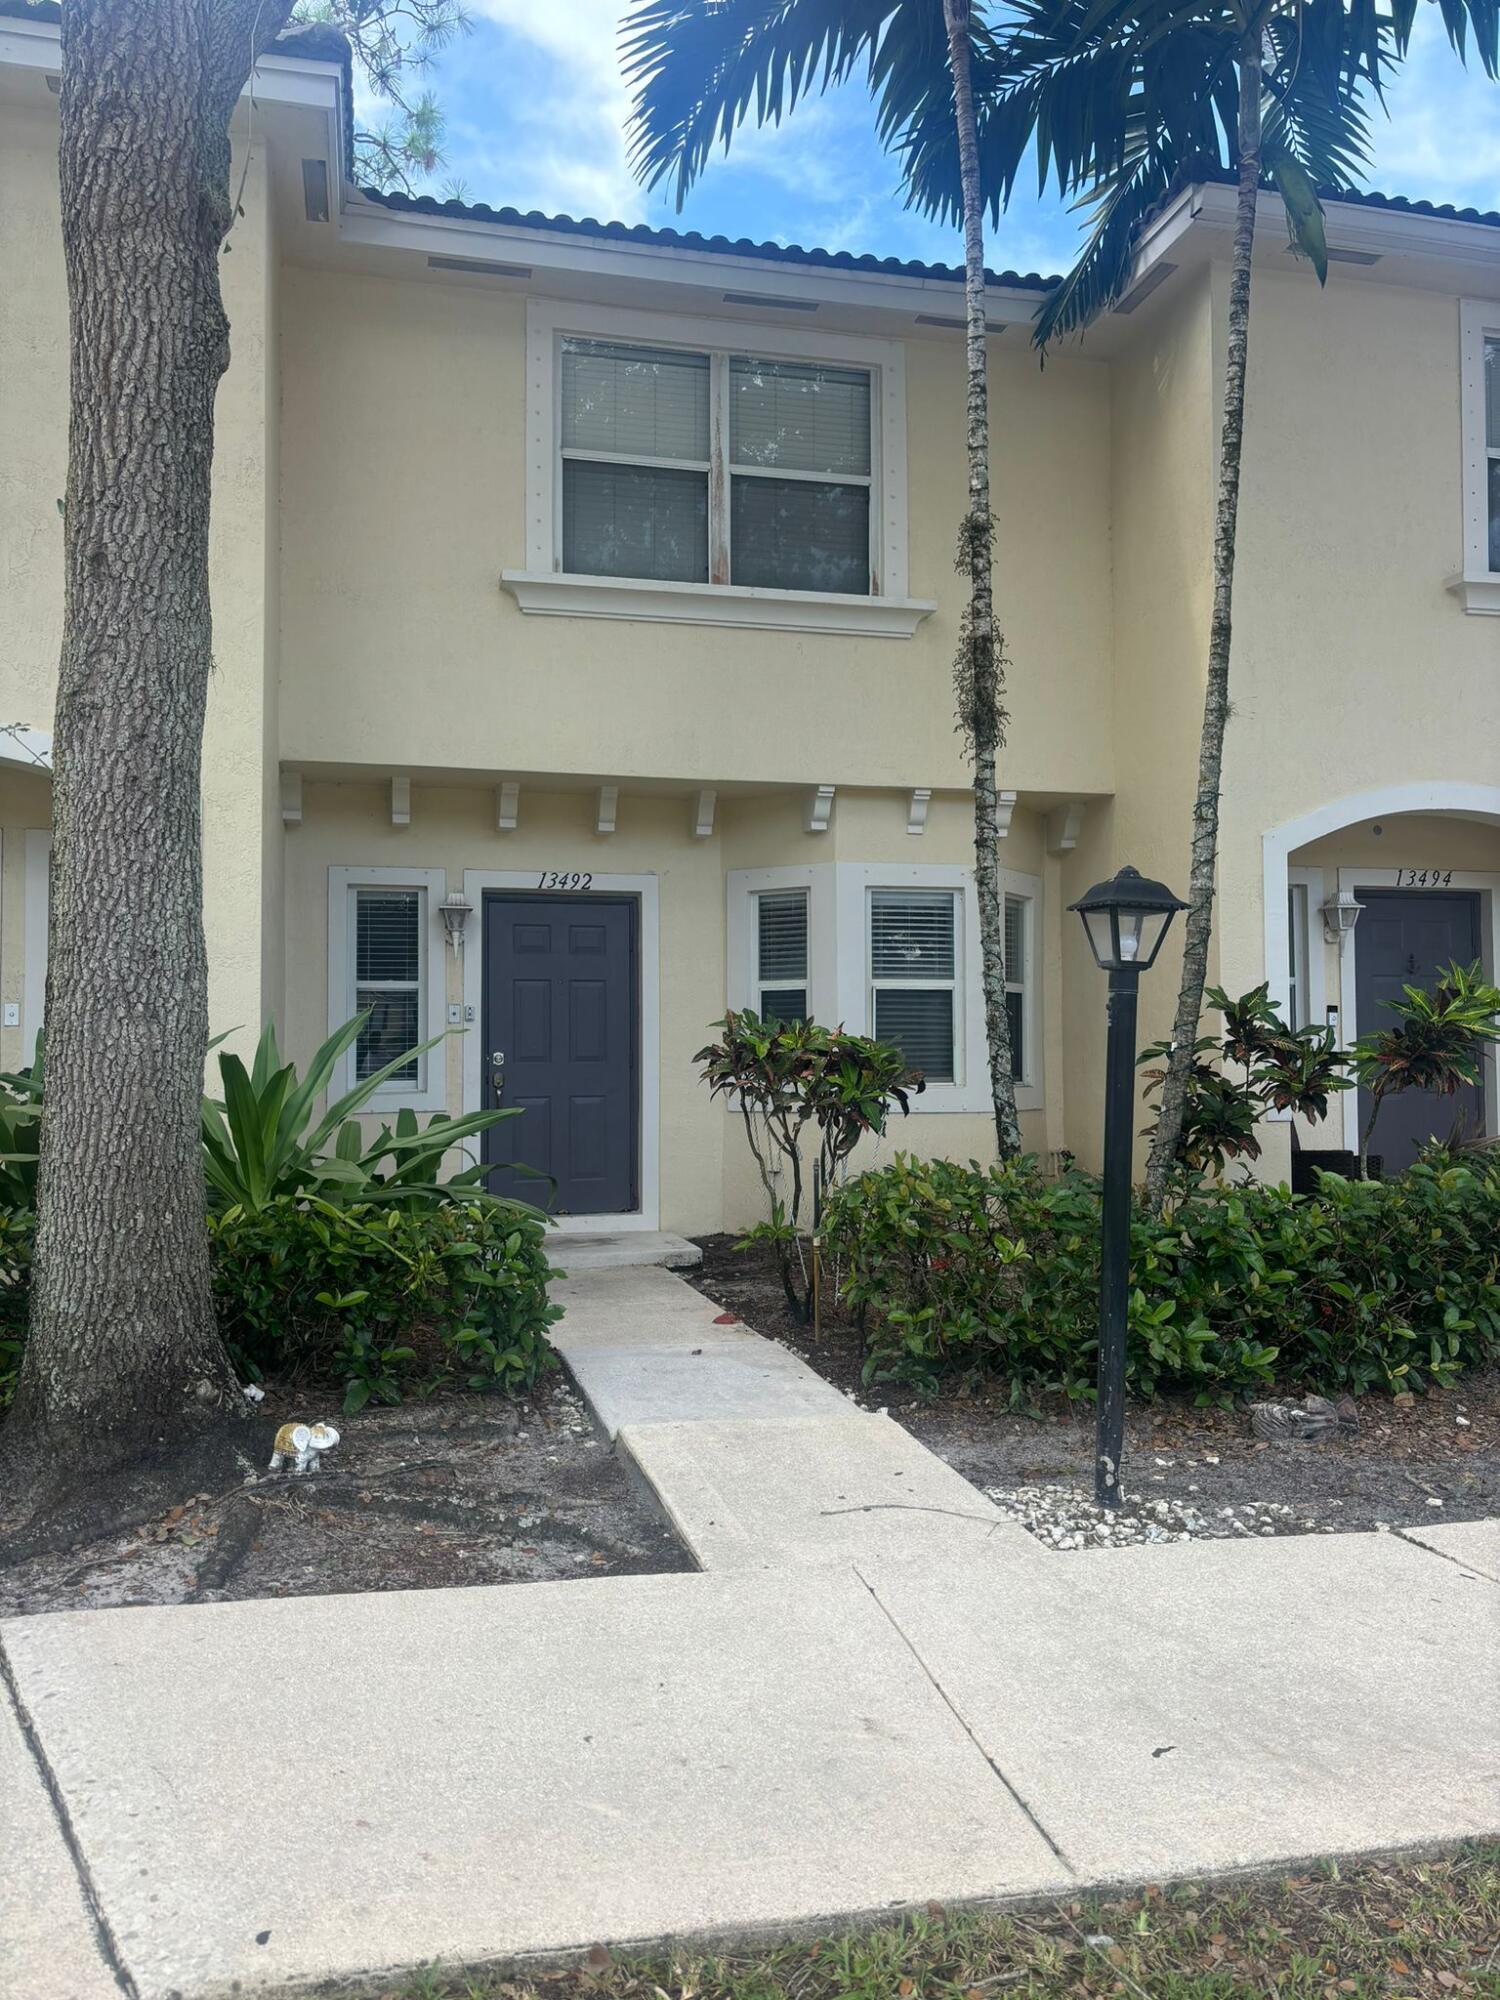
xmin=560 ymin=336 xmax=874 ymax=596
xmin=1457 ymin=302 xmax=1500 ymax=612
xmin=508 ymin=300 xmax=930 ymax=636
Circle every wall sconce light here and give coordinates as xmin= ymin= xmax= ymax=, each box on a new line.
xmin=1319 ymin=890 xmax=1363 ymax=947
xmin=439 ymin=890 xmax=474 ymax=956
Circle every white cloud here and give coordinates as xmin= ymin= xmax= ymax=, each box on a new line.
xmin=1364 ymin=12 xmax=1500 ymax=209
xmin=462 ymin=0 xmax=645 ymax=221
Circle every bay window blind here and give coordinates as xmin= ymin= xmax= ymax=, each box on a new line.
xmin=354 ymin=888 xmax=422 ymax=1083
xmin=756 ymin=889 xmax=809 ymax=1024
xmin=870 ymin=889 xmax=956 ymax=1081
xmin=1004 ymin=894 xmax=1027 ymax=1081
xmin=1487 ymin=335 xmax=1499 ymax=572
xmin=558 ymin=334 xmax=874 ymax=594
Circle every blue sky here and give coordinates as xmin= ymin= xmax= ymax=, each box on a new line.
xmin=377 ymin=5 xmax=1499 ymax=279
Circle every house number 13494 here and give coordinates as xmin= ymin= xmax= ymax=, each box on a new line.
xmin=537 ymin=871 xmax=593 ymax=891
xmin=1394 ymin=868 xmax=1453 ymax=888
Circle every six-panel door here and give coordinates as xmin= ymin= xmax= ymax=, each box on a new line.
xmin=1352 ymin=889 xmax=1484 ymax=1172
xmin=481 ymin=894 xmax=638 ymax=1214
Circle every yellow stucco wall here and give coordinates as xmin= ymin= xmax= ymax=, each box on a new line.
xmin=0 ymin=109 xmax=282 ymax=1062
xmin=1218 ymin=265 xmax=1500 ymax=1000
xmin=273 ymin=263 xmax=1116 ymax=798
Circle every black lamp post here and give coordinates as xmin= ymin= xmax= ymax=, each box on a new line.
xmin=1068 ymin=864 xmax=1187 ymax=1509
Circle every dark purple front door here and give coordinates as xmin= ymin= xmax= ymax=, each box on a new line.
xmin=1353 ymin=889 xmax=1484 ymax=1172
xmin=482 ymin=894 xmax=638 ymax=1214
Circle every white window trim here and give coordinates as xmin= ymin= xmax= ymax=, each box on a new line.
xmin=1453 ymin=300 xmax=1500 ymax=615
xmin=727 ymin=862 xmax=1043 ymax=1116
xmin=503 ymin=296 xmax=934 ymax=638
xmin=1285 ymin=866 xmax=1327 ymax=1039
xmin=22 ymin=828 xmax=50 ymax=1063
xmin=1002 ymin=870 xmax=1044 ymax=1115
xmin=727 ymin=866 xmax=839 ymax=1027
xmin=327 ymin=866 xmax=449 ymax=1112
xmin=461 ymin=868 xmax=661 ymax=1233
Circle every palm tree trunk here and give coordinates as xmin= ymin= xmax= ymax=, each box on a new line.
xmin=0 ymin=0 xmax=293 ymax=1536
xmin=943 ymin=0 xmax=1022 ymax=1160
xmin=1142 ymin=43 xmax=1263 ymax=1209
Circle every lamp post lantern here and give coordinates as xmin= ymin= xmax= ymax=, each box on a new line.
xmin=1068 ymin=864 xmax=1187 ymax=1509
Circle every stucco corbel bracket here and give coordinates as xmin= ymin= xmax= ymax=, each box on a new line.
xmin=805 ymin=785 xmax=836 ymax=835
xmin=1047 ymin=801 xmax=1086 ymax=853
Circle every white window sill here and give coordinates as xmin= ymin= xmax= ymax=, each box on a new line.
xmin=500 ymin=570 xmax=936 ymax=639
xmin=1446 ymin=572 xmax=1500 ymax=616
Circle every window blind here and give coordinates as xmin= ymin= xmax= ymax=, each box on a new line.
xmin=354 ymin=889 xmax=421 ymax=1083
xmin=875 ymin=989 xmax=954 ymax=1082
xmin=561 ymin=338 xmax=710 ymax=462
xmin=356 ymin=889 xmax=419 ymax=983
xmin=563 ymin=460 xmax=709 ymax=583
xmin=730 ymin=478 xmax=869 ymax=595
xmin=1487 ymin=336 xmax=1499 ymax=449
xmin=729 ymin=357 xmax=871 ymax=476
xmin=870 ymin=891 xmax=955 ymax=979
xmin=757 ymin=891 xmax=808 ymax=980
xmin=757 ymin=890 xmax=809 ymax=1024
xmin=1004 ymin=896 xmax=1025 ymax=986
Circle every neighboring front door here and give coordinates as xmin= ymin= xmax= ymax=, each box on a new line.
xmin=482 ymin=894 xmax=638 ymax=1215
xmin=1353 ymin=889 xmax=1483 ymax=1172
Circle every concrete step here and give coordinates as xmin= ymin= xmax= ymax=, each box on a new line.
xmin=549 ymin=1229 xmax=701 ymax=1275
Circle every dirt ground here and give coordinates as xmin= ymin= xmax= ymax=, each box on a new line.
xmin=688 ymin=1235 xmax=1500 ymax=1535
xmin=0 ymin=1370 xmax=691 ymax=1620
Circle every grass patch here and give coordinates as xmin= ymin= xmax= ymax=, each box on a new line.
xmin=369 ymin=1845 xmax=1500 ymax=1999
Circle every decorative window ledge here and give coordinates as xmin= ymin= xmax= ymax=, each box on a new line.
xmin=1447 ymin=572 xmax=1500 ymax=616
xmin=500 ymin=569 xmax=936 ymax=640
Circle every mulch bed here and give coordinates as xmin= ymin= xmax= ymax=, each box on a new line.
xmin=687 ymin=1235 xmax=1500 ymax=1536
xmin=0 ymin=1370 xmax=691 ymax=1619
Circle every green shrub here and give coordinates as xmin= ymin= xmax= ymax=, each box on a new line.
xmin=823 ymin=1152 xmax=1500 ymax=1401
xmin=209 ymin=1196 xmax=562 ymax=1412
xmin=0 ymin=1205 xmax=32 ymax=1412
xmin=0 ymin=1196 xmax=560 ymax=1417
xmin=696 ymin=1010 xmax=920 ymax=1318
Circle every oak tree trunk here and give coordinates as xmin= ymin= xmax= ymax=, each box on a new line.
xmin=1142 ymin=46 xmax=1263 ymax=1210
xmin=943 ymin=0 xmax=1022 ymax=1160
xmin=0 ymin=0 xmax=292 ymax=1533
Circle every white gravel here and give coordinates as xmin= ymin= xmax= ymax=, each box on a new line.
xmin=983 ymin=1480 xmax=1329 ymax=1549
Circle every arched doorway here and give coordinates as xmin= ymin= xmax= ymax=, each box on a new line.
xmin=1263 ymin=784 xmax=1500 ymax=1169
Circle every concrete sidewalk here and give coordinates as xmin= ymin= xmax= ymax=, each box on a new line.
xmin=4 ymin=1265 xmax=1498 ymax=2000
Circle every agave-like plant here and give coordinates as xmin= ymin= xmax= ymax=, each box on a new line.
xmin=201 ymin=1014 xmax=542 ymax=1215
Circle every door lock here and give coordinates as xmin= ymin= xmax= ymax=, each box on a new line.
xmin=490 ymin=1050 xmax=506 ymax=1102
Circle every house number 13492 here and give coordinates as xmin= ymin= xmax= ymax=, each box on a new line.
xmin=537 ymin=871 xmax=593 ymax=891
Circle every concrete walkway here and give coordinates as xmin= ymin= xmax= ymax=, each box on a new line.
xmin=4 ymin=1266 xmax=1498 ymax=2000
